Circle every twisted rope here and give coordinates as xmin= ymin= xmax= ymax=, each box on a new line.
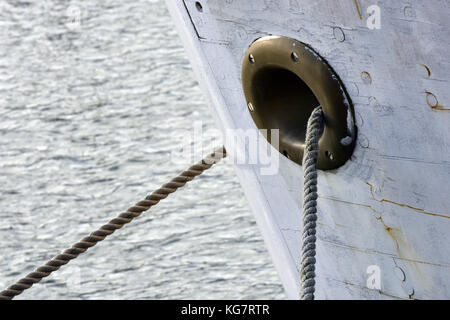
xmin=300 ymin=106 xmax=324 ymax=300
xmin=0 ymin=147 xmax=226 ymax=300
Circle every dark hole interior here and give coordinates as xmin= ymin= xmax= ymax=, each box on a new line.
xmin=250 ymin=67 xmax=320 ymax=158
xmin=195 ymin=2 xmax=203 ymax=12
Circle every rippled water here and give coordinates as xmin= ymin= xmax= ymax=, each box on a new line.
xmin=0 ymin=0 xmax=285 ymax=299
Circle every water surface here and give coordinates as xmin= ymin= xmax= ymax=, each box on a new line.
xmin=0 ymin=0 xmax=285 ymax=299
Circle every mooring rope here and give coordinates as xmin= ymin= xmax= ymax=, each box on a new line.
xmin=300 ymin=106 xmax=324 ymax=300
xmin=0 ymin=147 xmax=226 ymax=300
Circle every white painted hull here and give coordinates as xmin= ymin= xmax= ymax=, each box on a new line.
xmin=166 ymin=0 xmax=450 ymax=299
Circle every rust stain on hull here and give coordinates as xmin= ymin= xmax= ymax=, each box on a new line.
xmin=366 ymin=182 xmax=449 ymax=219
xmin=319 ymin=195 xmax=378 ymax=214
xmin=425 ymin=92 xmax=449 ymax=111
xmin=376 ymin=216 xmax=432 ymax=295
xmin=376 ymin=216 xmax=402 ymax=250
xmin=420 ymin=64 xmax=431 ymax=77
xmin=354 ymin=0 xmax=363 ymax=20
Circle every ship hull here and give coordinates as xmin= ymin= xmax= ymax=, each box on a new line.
xmin=166 ymin=0 xmax=450 ymax=299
